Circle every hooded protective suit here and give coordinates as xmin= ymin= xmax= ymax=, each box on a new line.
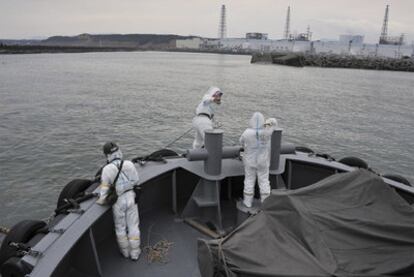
xmin=239 ymin=112 xmax=273 ymax=207
xmin=97 ymin=149 xmax=141 ymax=260
xmin=192 ymin=87 xmax=222 ymax=149
xmin=265 ymin=117 xmax=278 ymax=129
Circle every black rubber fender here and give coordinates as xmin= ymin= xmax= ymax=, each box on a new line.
xmin=295 ymin=146 xmax=314 ymax=154
xmin=0 ymin=220 xmax=46 ymax=266
xmin=149 ymin=149 xmax=179 ymax=158
xmin=56 ymin=179 xmax=92 ymax=210
xmin=338 ymin=156 xmax=368 ymax=169
xmin=0 ymin=257 xmax=32 ymax=277
xmin=132 ymin=149 xmax=179 ymax=164
xmin=383 ymin=174 xmax=412 ymax=187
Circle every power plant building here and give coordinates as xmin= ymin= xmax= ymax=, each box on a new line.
xmin=175 ymin=37 xmax=203 ymax=49
xmin=246 ymin=33 xmax=268 ymax=40
xmin=174 ymin=4 xmax=413 ymax=58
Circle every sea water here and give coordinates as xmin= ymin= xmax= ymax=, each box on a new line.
xmin=0 ymin=51 xmax=413 ymax=226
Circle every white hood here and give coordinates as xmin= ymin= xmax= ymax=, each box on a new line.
xmin=249 ymin=112 xmax=265 ymax=130
xmin=195 ymin=86 xmax=223 ymax=116
xmin=106 ymin=149 xmax=123 ymax=163
xmin=205 ymin=86 xmax=222 ymax=98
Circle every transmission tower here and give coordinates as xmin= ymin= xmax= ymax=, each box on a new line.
xmin=306 ymin=25 xmax=312 ymax=41
xmin=283 ymin=6 xmax=291 ymax=40
xmin=379 ymin=5 xmax=389 ymax=43
xmin=219 ymin=5 xmax=227 ymax=39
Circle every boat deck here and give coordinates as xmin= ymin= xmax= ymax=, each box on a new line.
xmin=98 ymin=208 xmax=210 ymax=277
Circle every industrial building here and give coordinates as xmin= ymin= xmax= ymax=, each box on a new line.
xmin=173 ymin=4 xmax=413 ymax=59
xmin=175 ymin=37 xmax=203 ymax=49
xmin=246 ymin=33 xmax=268 ymax=40
xmin=379 ymin=5 xmax=404 ymax=45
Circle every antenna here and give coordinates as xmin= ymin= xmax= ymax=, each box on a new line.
xmin=284 ymin=6 xmax=291 ymax=39
xmin=307 ymin=25 xmax=312 ymax=41
xmin=219 ymin=5 xmax=227 ymax=39
xmin=380 ymin=5 xmax=389 ymax=43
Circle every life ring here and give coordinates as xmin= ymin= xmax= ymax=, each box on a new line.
xmin=0 ymin=220 xmax=46 ymax=267
xmin=338 ymin=157 xmax=368 ymax=169
xmin=56 ymin=179 xmax=92 ymax=210
xmin=295 ymin=146 xmax=314 ymax=154
xmin=382 ymin=174 xmax=412 ymax=187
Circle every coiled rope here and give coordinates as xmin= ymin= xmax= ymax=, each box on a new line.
xmin=144 ymin=222 xmax=174 ymax=264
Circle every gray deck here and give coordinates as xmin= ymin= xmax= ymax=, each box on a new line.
xmin=98 ymin=209 xmax=209 ymax=277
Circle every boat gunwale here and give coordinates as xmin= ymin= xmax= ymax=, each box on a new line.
xmin=23 ymin=153 xmax=414 ymax=277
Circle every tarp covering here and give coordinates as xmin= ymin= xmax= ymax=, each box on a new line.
xmin=198 ymin=169 xmax=414 ymax=277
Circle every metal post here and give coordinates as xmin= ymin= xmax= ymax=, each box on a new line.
xmin=172 ymin=170 xmax=177 ymax=214
xmin=270 ymin=128 xmax=282 ymax=171
xmin=204 ymin=129 xmax=223 ymax=176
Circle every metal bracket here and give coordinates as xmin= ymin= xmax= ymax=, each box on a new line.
xmin=9 ymin=242 xmax=43 ymax=258
xmin=67 ymin=208 xmax=85 ymax=214
xmin=26 ymin=249 xmax=42 ymax=258
xmin=64 ymin=198 xmax=80 ymax=209
xmin=49 ymin=228 xmax=65 ymax=234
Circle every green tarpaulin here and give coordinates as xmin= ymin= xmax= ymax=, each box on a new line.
xmin=198 ymin=169 xmax=414 ymax=277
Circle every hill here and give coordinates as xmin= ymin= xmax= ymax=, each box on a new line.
xmin=40 ymin=33 xmax=198 ymax=49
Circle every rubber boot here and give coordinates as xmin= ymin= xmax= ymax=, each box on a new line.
xmin=129 ymin=236 xmax=141 ymax=261
xmin=243 ymin=194 xmax=253 ymax=208
xmin=117 ymin=237 xmax=130 ymax=258
xmin=130 ymin=247 xmax=141 ymax=261
xmin=261 ymin=193 xmax=270 ymax=203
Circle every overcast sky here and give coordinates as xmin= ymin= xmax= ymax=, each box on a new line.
xmin=1 ymin=0 xmax=413 ymax=43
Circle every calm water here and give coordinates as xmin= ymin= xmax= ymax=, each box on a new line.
xmin=0 ymin=51 xmax=413 ymax=227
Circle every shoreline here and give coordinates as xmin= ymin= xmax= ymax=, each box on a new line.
xmin=0 ymin=45 xmax=140 ymax=55
xmin=0 ymin=44 xmax=252 ymax=56
xmin=2 ymin=44 xmax=413 ymax=72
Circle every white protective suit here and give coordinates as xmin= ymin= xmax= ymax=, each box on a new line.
xmin=97 ymin=150 xmax=141 ymax=260
xmin=192 ymin=87 xmax=222 ymax=149
xmin=239 ymin=112 xmax=273 ymax=207
xmin=265 ymin=118 xmax=278 ymax=128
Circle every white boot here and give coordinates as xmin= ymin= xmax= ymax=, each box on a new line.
xmin=130 ymin=247 xmax=141 ymax=261
xmin=243 ymin=194 xmax=253 ymax=208
xmin=260 ymin=193 xmax=270 ymax=203
xmin=117 ymin=237 xmax=130 ymax=258
xmin=129 ymin=237 xmax=141 ymax=261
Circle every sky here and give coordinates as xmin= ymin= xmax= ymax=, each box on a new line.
xmin=1 ymin=0 xmax=413 ymax=44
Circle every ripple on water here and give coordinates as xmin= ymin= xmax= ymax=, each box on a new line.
xmin=0 ymin=52 xmax=413 ymax=227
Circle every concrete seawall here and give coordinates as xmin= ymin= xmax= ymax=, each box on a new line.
xmin=251 ymin=52 xmax=414 ymax=72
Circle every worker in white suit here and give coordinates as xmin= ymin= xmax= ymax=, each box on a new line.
xmin=96 ymin=142 xmax=141 ymax=261
xmin=240 ymin=113 xmax=274 ymax=208
xmin=192 ymin=87 xmax=223 ymax=149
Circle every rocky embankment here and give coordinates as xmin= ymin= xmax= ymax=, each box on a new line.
xmin=251 ymin=53 xmax=414 ymax=72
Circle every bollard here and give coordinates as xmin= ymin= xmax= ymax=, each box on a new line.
xmin=204 ymin=129 xmax=223 ymax=176
xmin=270 ymin=128 xmax=282 ymax=171
xmin=186 ymin=129 xmax=241 ymax=176
xmin=183 ymin=129 xmax=241 ymax=232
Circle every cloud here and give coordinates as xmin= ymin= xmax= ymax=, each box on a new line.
xmin=0 ymin=0 xmax=413 ymax=42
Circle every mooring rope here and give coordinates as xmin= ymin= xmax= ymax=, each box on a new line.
xmin=143 ymin=222 xmax=174 ymax=264
xmin=163 ymin=127 xmax=193 ymax=149
xmin=144 ymin=240 xmax=174 ymax=264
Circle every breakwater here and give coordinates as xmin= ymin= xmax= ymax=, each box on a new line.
xmin=251 ymin=52 xmax=414 ymax=72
